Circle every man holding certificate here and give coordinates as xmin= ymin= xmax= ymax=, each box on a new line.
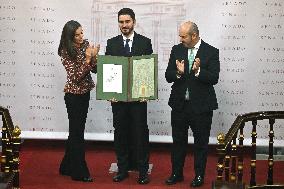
xmin=105 ymin=8 xmax=153 ymax=184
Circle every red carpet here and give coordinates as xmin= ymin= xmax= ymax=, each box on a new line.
xmin=19 ymin=140 xmax=284 ymax=189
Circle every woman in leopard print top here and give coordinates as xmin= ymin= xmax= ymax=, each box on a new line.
xmin=58 ymin=20 xmax=99 ymax=182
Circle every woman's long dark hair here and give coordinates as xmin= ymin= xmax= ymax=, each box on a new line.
xmin=58 ymin=20 xmax=81 ymax=59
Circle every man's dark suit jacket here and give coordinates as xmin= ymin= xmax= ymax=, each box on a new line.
xmin=105 ymin=32 xmax=153 ymax=56
xmin=165 ymin=40 xmax=220 ymax=113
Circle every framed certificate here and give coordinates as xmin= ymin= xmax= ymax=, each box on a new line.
xmin=96 ymin=54 xmax=158 ymax=101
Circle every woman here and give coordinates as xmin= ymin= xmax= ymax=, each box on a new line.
xmin=58 ymin=20 xmax=99 ymax=182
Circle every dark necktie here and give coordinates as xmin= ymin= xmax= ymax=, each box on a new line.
xmin=124 ymin=39 xmax=130 ymax=56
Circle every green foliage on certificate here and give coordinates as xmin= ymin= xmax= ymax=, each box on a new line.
xmin=96 ymin=54 xmax=158 ymax=102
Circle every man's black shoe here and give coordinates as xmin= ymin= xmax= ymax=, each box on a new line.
xmin=137 ymin=174 xmax=150 ymax=184
xmin=165 ymin=174 xmax=184 ymax=185
xmin=71 ymin=176 xmax=93 ymax=182
xmin=113 ymin=172 xmax=129 ymax=182
xmin=190 ymin=175 xmax=204 ymax=187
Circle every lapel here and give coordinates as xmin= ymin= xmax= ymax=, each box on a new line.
xmin=117 ymin=35 xmax=125 ymax=55
xmin=195 ymin=39 xmax=205 ymax=60
xmin=179 ymin=45 xmax=189 ymax=73
xmin=131 ymin=32 xmax=139 ymax=55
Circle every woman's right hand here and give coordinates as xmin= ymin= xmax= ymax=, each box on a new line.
xmin=85 ymin=44 xmax=100 ymax=64
xmin=85 ymin=46 xmax=93 ymax=64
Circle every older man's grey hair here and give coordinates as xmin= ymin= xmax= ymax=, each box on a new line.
xmin=189 ymin=22 xmax=199 ymax=35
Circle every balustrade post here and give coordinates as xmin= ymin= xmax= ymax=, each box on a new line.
xmin=250 ymin=120 xmax=257 ymax=186
xmin=12 ymin=125 xmax=21 ymax=188
xmin=237 ymin=123 xmax=244 ymax=183
xmin=267 ymin=118 xmax=275 ymax=185
xmin=230 ymin=135 xmax=237 ymax=182
xmin=216 ymin=133 xmax=225 ymax=181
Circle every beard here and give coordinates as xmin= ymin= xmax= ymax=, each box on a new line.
xmin=182 ymin=42 xmax=191 ymax=48
xmin=120 ymin=25 xmax=134 ymax=36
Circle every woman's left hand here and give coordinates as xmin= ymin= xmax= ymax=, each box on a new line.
xmin=93 ymin=44 xmax=100 ymax=56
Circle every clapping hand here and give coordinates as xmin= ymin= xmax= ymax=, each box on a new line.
xmin=93 ymin=44 xmax=100 ymax=57
xmin=192 ymin=58 xmax=200 ymax=74
xmin=85 ymin=44 xmax=100 ymax=64
xmin=176 ymin=60 xmax=185 ymax=74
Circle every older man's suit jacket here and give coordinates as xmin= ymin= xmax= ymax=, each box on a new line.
xmin=165 ymin=40 xmax=220 ymax=113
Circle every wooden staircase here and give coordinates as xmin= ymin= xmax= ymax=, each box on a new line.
xmin=213 ymin=111 xmax=284 ymax=189
xmin=0 ymin=106 xmax=21 ymax=189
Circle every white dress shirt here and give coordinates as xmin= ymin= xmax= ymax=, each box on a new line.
xmin=122 ymin=32 xmax=134 ymax=53
xmin=189 ymin=38 xmax=201 ymax=76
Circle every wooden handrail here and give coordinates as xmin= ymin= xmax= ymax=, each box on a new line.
xmin=220 ymin=111 xmax=284 ymax=150
xmin=215 ymin=111 xmax=284 ymax=189
xmin=248 ymin=185 xmax=284 ymax=189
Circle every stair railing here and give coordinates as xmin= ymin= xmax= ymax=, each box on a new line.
xmin=214 ymin=111 xmax=284 ymax=189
